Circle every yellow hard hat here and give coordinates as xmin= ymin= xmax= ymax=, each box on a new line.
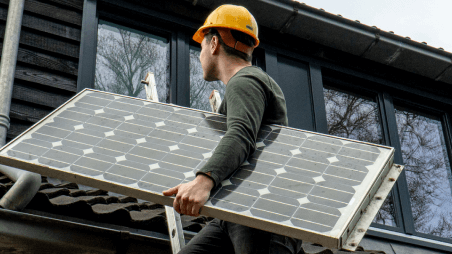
xmin=193 ymin=4 xmax=260 ymax=49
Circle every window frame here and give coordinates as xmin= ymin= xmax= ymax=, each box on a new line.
xmin=321 ymin=75 xmax=405 ymax=233
xmin=77 ymin=0 xmax=193 ymax=106
xmin=318 ymin=69 xmax=452 ymax=246
xmin=391 ymin=97 xmax=452 ymax=243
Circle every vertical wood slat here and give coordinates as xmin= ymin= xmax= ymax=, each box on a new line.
xmin=442 ymin=113 xmax=452 ymax=175
xmin=76 ymin=0 xmax=97 ymax=92
xmin=176 ymin=30 xmax=190 ymax=107
xmin=264 ymin=46 xmax=278 ymax=82
xmin=309 ymin=64 xmax=328 ymax=134
xmin=170 ymin=32 xmax=177 ymax=104
xmin=276 ymin=55 xmax=313 ymax=130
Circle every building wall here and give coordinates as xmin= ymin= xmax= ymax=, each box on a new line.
xmin=2 ymin=0 xmax=452 ymax=253
xmin=1 ymin=0 xmax=81 ymax=143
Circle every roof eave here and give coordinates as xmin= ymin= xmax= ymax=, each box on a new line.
xmin=192 ymin=0 xmax=452 ymax=84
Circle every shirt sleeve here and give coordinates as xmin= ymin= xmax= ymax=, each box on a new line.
xmin=196 ymin=74 xmax=267 ymax=187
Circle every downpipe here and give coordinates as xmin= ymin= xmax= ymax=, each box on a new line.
xmin=0 ymin=165 xmax=41 ymax=210
xmin=0 ymin=0 xmax=41 ymax=210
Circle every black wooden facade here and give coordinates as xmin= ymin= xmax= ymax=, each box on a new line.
xmin=1 ymin=0 xmax=81 ymax=143
xmin=2 ymin=0 xmax=452 ymax=253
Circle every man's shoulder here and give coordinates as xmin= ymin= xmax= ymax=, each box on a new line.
xmin=232 ymin=66 xmax=268 ymax=80
xmin=228 ymin=66 xmax=273 ymax=89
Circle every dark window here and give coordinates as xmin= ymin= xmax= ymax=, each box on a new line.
xmin=95 ymin=20 xmax=170 ymax=102
xmin=395 ymin=106 xmax=452 ymax=238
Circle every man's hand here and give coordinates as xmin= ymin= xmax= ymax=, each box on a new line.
xmin=162 ymin=174 xmax=214 ymax=216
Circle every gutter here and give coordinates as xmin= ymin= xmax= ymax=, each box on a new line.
xmin=0 ymin=208 xmax=171 ymax=253
xmin=0 ymin=0 xmax=41 ymax=210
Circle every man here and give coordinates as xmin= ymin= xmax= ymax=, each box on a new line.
xmin=163 ymin=4 xmax=304 ymax=254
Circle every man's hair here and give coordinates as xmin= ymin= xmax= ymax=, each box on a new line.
xmin=205 ymin=28 xmax=255 ymax=62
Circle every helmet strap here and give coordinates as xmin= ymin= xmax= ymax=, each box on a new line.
xmin=216 ymin=28 xmax=253 ymax=56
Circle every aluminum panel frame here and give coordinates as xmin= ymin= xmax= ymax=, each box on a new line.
xmin=0 ymin=89 xmax=401 ymax=249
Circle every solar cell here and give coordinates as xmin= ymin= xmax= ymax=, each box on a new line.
xmin=0 ymin=89 xmax=402 ymax=250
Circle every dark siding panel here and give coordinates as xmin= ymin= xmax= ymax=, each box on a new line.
xmin=15 ymin=64 xmax=77 ymax=92
xmin=3 ymin=0 xmax=81 ymax=141
xmin=12 ymin=82 xmax=72 ymax=108
xmin=14 ymin=45 xmax=78 ymax=76
xmin=0 ymin=42 xmax=78 ymax=76
xmin=9 ymin=101 xmax=52 ymax=123
xmin=0 ymin=0 xmax=82 ymax=25
xmin=277 ymin=55 xmax=314 ymax=131
xmin=6 ymin=120 xmax=30 ymax=142
xmin=0 ymin=6 xmax=81 ymax=41
xmin=0 ymin=24 xmax=80 ymax=58
xmin=45 ymin=0 xmax=83 ymax=11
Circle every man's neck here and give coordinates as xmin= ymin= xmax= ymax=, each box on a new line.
xmin=217 ymin=58 xmax=252 ymax=85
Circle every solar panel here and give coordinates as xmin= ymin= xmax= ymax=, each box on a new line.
xmin=0 ymin=89 xmax=402 ymax=250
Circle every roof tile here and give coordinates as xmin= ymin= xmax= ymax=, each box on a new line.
xmin=92 ymin=203 xmax=141 ymax=214
xmin=302 ymin=242 xmax=333 ymax=254
xmin=39 ymin=188 xmax=70 ymax=199
xmin=68 ymin=189 xmax=86 ymax=197
xmin=56 ymin=182 xmax=79 ymax=189
xmin=86 ymin=189 xmax=108 ymax=196
xmin=49 ymin=195 xmax=108 ymax=206
xmin=118 ymin=196 xmax=138 ymax=203
xmin=130 ymin=209 xmax=165 ymax=222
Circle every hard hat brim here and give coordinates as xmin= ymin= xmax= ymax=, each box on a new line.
xmin=192 ymin=24 xmax=260 ymax=47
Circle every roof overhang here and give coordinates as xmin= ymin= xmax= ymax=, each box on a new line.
xmin=189 ymin=0 xmax=452 ymax=85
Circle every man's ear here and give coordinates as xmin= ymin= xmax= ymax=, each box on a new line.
xmin=210 ymin=35 xmax=221 ymax=55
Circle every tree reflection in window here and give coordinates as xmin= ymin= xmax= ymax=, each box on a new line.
xmin=323 ymin=86 xmax=397 ymax=227
xmin=395 ymin=107 xmax=452 ymax=238
xmin=95 ymin=20 xmax=170 ymax=102
xmin=189 ymin=47 xmax=225 ymax=111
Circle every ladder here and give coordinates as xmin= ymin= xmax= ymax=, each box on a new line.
xmin=142 ymin=72 xmax=222 ymax=253
xmin=142 ymin=72 xmax=185 ymax=253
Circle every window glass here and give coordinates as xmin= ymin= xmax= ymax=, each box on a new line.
xmin=395 ymin=107 xmax=452 ymax=238
xmin=189 ymin=46 xmax=225 ymax=111
xmin=95 ymin=20 xmax=170 ymax=102
xmin=324 ymin=86 xmax=383 ymax=144
xmin=323 ymin=86 xmax=398 ymax=227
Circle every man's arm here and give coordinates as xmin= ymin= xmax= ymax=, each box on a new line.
xmin=163 ymin=75 xmax=267 ymax=216
xmin=197 ymin=75 xmax=267 ymax=186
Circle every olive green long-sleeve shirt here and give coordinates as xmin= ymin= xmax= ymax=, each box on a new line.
xmin=197 ymin=66 xmax=288 ymax=187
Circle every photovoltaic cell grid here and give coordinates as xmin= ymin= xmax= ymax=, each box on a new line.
xmin=0 ymin=90 xmax=393 ymax=242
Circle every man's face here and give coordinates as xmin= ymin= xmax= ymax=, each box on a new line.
xmin=199 ymin=35 xmax=218 ymax=81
